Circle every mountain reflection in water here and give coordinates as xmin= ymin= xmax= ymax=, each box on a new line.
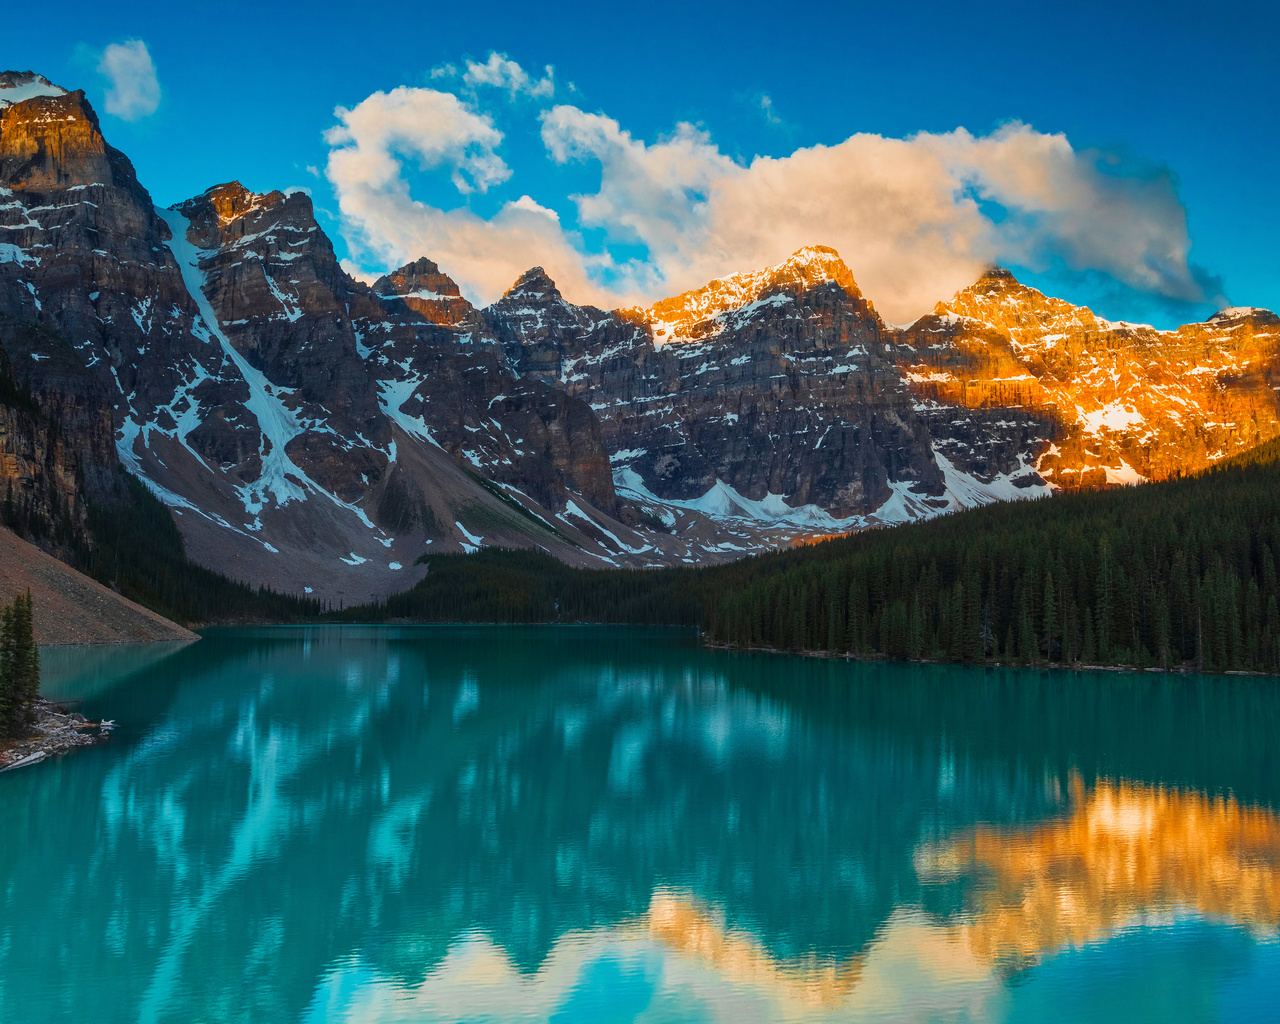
xmin=0 ymin=626 xmax=1276 ymax=1023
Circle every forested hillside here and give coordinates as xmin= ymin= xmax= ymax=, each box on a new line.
xmin=345 ymin=440 xmax=1280 ymax=674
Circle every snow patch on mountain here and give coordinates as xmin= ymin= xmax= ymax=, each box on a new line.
xmin=155 ymin=206 xmax=384 ymax=534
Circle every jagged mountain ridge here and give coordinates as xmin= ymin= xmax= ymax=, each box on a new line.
xmin=2 ymin=71 xmax=1278 ymax=601
xmin=0 ymin=82 xmax=671 ymax=600
xmin=901 ymin=268 xmax=1280 ymax=485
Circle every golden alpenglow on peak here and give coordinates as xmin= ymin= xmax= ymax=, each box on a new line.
xmin=900 ymin=266 xmax=1280 ymax=487
xmin=634 ymin=245 xmax=869 ymax=347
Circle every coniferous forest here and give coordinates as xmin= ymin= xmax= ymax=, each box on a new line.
xmin=339 ymin=438 xmax=1280 ymax=674
xmin=0 ymin=591 xmax=39 ymax=738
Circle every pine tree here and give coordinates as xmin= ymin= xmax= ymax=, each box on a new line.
xmin=1082 ymin=607 xmax=1097 ymax=663
xmin=0 ymin=593 xmax=39 ymax=737
xmin=1043 ymin=572 xmax=1058 ymax=663
xmin=13 ymin=593 xmax=38 ymax=721
xmin=0 ymin=600 xmax=13 ymax=736
xmin=1097 ymin=538 xmax=1114 ymax=658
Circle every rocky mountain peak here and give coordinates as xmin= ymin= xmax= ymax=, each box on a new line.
xmin=633 ymin=244 xmax=867 ymax=347
xmin=934 ymin=266 xmax=1117 ymax=347
xmin=172 ymin=182 xmax=319 ymax=252
xmin=190 ymin=181 xmax=277 ymax=224
xmin=502 ymin=267 xmax=564 ymax=305
xmin=1208 ymin=306 xmax=1280 ymax=327
xmin=761 ymin=244 xmax=862 ymax=299
xmin=973 ymin=265 xmax=1017 ymax=286
xmin=0 ymin=85 xmax=147 ymax=197
xmin=373 ymin=257 xmax=473 ymax=325
xmin=0 ymin=72 xmax=67 ymax=107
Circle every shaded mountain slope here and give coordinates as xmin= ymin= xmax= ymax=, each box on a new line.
xmin=0 ymin=525 xmax=195 ymax=644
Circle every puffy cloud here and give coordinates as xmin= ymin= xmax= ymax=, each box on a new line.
xmin=462 ymin=53 xmax=555 ymax=99
xmin=97 ymin=40 xmax=160 ymax=121
xmin=919 ymin=127 xmax=1207 ymax=303
xmin=540 ymin=107 xmax=738 ymax=257
xmin=327 ymin=83 xmax=1209 ymax=322
xmin=541 ymin=111 xmax=1209 ymax=320
xmin=325 ymin=87 xmax=509 ymax=198
xmin=325 ymin=87 xmax=611 ymax=304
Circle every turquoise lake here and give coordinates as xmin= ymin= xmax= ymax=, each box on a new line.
xmin=2 ymin=626 xmax=1278 ymax=1023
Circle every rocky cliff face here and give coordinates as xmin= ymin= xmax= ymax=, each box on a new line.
xmin=2 ymin=69 xmax=1278 ymax=597
xmin=480 ymin=248 xmax=1054 ymax=538
xmin=900 ymin=268 xmax=1280 ymax=486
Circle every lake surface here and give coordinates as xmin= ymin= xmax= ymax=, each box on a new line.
xmin=2 ymin=626 xmax=1279 ymax=1023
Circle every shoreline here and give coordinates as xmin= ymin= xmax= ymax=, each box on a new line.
xmin=0 ymin=699 xmax=115 ymax=773
xmin=698 ymin=636 xmax=1279 ymax=678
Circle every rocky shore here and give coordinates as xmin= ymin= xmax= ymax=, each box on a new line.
xmin=0 ymin=700 xmax=115 ymax=773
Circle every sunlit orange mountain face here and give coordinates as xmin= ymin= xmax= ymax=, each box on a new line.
xmin=4 ymin=71 xmax=1280 ymax=596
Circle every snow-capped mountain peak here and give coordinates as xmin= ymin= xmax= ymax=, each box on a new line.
xmin=632 ymin=244 xmax=865 ymax=347
xmin=502 ymin=266 xmax=565 ymax=305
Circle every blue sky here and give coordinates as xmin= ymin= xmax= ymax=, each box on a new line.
xmin=5 ymin=0 xmax=1277 ymax=327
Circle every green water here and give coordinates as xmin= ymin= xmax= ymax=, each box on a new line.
xmin=2 ymin=626 xmax=1278 ymax=1023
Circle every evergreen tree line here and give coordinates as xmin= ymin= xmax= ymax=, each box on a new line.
xmin=341 ymin=438 xmax=1280 ymax=675
xmin=338 ymin=547 xmax=706 ymax=627
xmin=704 ymin=438 xmax=1280 ymax=672
xmin=0 ymin=592 xmax=39 ymax=738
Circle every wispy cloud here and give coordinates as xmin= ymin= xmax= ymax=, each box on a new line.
xmin=97 ymin=39 xmax=160 ymax=121
xmin=461 ymin=53 xmax=555 ymax=99
xmin=759 ymin=95 xmax=782 ymax=125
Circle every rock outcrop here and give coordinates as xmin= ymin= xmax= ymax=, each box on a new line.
xmin=373 ymin=257 xmax=474 ymax=325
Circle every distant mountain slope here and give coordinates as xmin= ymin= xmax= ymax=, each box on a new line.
xmin=3 ymin=69 xmax=1279 ymax=600
xmin=0 ymin=526 xmax=195 ymax=645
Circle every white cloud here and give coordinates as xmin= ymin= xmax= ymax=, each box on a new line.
xmin=540 ymin=110 xmax=1209 ymax=320
xmin=326 ymin=84 xmax=1209 ymax=322
xmin=97 ymin=40 xmax=160 ymax=121
xmin=462 ymin=53 xmax=555 ymax=99
xmin=325 ymin=86 xmax=510 ymax=198
xmin=325 ymin=87 xmax=609 ymax=305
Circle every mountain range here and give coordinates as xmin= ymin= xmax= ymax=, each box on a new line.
xmin=3 ymin=70 xmax=1278 ymax=604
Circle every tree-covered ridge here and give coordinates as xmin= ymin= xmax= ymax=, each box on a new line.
xmin=343 ymin=438 xmax=1280 ymax=675
xmin=0 ymin=592 xmax=39 ymax=737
